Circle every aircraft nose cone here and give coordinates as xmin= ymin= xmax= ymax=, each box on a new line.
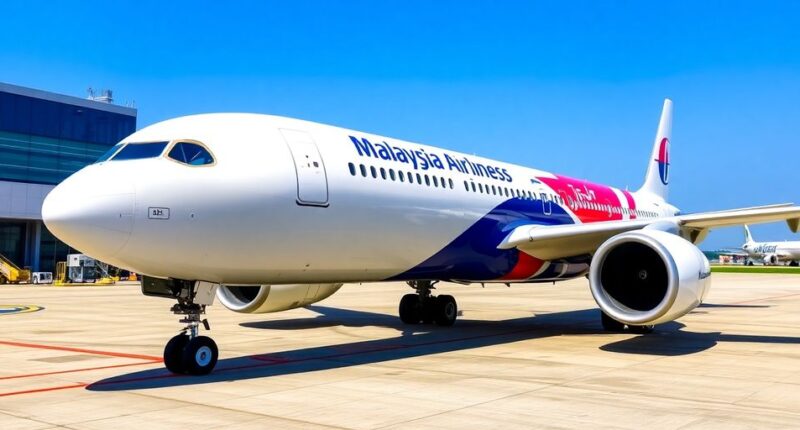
xmin=42 ymin=168 xmax=135 ymax=258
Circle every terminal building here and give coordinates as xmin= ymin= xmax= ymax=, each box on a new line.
xmin=0 ymin=83 xmax=137 ymax=272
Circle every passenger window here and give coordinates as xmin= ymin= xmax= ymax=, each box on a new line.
xmin=425 ymin=175 xmax=431 ymax=186
xmin=449 ymin=178 xmax=454 ymax=189
xmin=417 ymin=173 xmax=422 ymax=184
xmin=464 ymin=181 xmax=469 ymax=191
xmin=370 ymin=166 xmax=377 ymax=178
xmin=408 ymin=172 xmax=414 ymax=184
xmin=380 ymin=167 xmax=387 ymax=180
xmin=113 ymin=141 xmax=169 ymax=161
xmin=432 ymin=176 xmax=439 ymax=187
xmin=390 ymin=169 xmax=396 ymax=181
xmin=167 ymin=141 xmax=214 ymax=165
xmin=398 ymin=171 xmax=405 ymax=182
xmin=348 ymin=163 xmax=356 ymax=176
xmin=471 ymin=182 xmax=476 ymax=192
xmin=478 ymin=184 xmax=484 ymax=193
xmin=360 ymin=164 xmax=367 ymax=177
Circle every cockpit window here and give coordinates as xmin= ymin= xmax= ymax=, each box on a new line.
xmin=111 ymin=141 xmax=169 ymax=161
xmin=167 ymin=141 xmax=215 ymax=166
xmin=95 ymin=143 xmax=126 ymax=163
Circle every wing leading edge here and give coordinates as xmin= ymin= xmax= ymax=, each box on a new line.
xmin=500 ymin=204 xmax=800 ymax=260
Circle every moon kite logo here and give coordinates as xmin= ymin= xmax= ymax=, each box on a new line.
xmin=655 ymin=137 xmax=670 ymax=185
xmin=0 ymin=305 xmax=44 ymax=315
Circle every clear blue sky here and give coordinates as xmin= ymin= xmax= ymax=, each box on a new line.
xmin=3 ymin=1 xmax=799 ymax=249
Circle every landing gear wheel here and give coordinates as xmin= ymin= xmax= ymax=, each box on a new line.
xmin=434 ymin=295 xmax=457 ymax=326
xmin=164 ymin=333 xmax=190 ymax=374
xmin=628 ymin=324 xmax=655 ymax=334
xmin=399 ymin=294 xmax=421 ymax=324
xmin=600 ymin=311 xmax=625 ymax=332
xmin=182 ymin=336 xmax=218 ymax=375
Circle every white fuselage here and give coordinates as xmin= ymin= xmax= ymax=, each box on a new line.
xmin=42 ymin=114 xmax=678 ymax=285
xmin=743 ymin=241 xmax=800 ymax=263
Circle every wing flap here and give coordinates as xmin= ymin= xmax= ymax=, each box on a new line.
xmin=502 ymin=204 xmax=800 ymax=260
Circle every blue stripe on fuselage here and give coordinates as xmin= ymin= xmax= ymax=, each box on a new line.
xmin=388 ymin=198 xmax=575 ymax=281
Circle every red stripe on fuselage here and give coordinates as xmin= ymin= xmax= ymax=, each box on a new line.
xmin=499 ymin=251 xmax=544 ymax=281
xmin=537 ymin=175 xmax=623 ymax=223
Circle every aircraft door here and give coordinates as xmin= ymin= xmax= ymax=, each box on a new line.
xmin=541 ymin=193 xmax=552 ymax=215
xmin=280 ymin=129 xmax=329 ymax=206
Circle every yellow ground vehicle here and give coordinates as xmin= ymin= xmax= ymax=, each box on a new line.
xmin=0 ymin=253 xmax=30 ymax=284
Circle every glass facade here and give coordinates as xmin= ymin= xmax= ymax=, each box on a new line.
xmin=0 ymin=91 xmax=136 ymax=185
xmin=0 ymin=85 xmax=137 ymax=272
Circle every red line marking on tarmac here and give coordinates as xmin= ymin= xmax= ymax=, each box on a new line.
xmin=0 ymin=382 xmax=88 ymax=397
xmin=0 ymin=360 xmax=161 ymax=381
xmin=0 ymin=340 xmax=162 ymax=361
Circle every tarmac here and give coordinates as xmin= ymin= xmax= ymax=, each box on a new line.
xmin=1 ymin=273 xmax=800 ymax=429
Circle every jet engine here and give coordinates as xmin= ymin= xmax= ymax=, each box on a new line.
xmin=216 ymin=283 xmax=343 ymax=313
xmin=589 ymin=229 xmax=711 ymax=326
xmin=764 ymin=254 xmax=778 ymax=265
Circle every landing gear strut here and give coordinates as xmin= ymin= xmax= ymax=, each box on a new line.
xmin=144 ymin=278 xmax=219 ymax=375
xmin=399 ymin=280 xmax=457 ymax=326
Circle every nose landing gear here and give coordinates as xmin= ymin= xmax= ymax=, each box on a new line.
xmin=399 ymin=280 xmax=458 ymax=326
xmin=164 ymin=301 xmax=218 ymax=375
xmin=141 ymin=276 xmax=220 ymax=375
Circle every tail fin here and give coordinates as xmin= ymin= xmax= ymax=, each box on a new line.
xmin=638 ymin=98 xmax=672 ymax=201
xmin=744 ymin=225 xmax=755 ymax=244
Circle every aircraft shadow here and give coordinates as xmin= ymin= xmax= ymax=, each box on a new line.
xmin=87 ymin=305 xmax=800 ymax=392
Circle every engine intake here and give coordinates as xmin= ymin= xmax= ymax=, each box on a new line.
xmin=216 ymin=283 xmax=343 ymax=313
xmin=589 ymin=229 xmax=711 ymax=326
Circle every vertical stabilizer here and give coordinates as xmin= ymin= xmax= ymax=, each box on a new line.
xmin=744 ymin=225 xmax=755 ymax=244
xmin=638 ymin=99 xmax=672 ymax=201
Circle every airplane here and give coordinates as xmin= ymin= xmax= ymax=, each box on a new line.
xmin=741 ymin=225 xmax=800 ymax=265
xmin=41 ymin=99 xmax=800 ymax=375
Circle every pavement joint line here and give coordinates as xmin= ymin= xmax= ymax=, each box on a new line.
xmin=121 ymin=390 xmax=352 ymax=430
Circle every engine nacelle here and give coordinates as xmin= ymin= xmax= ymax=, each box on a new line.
xmin=216 ymin=283 xmax=343 ymax=314
xmin=589 ymin=229 xmax=711 ymax=326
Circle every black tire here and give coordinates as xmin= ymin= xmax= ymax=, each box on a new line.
xmin=182 ymin=336 xmax=218 ymax=375
xmin=434 ymin=295 xmax=457 ymax=326
xmin=791 ymin=261 xmax=799 ymax=267
xmin=164 ymin=334 xmax=189 ymax=374
xmin=628 ymin=324 xmax=655 ymax=334
xmin=399 ymin=294 xmax=421 ymax=324
xmin=600 ymin=311 xmax=625 ymax=332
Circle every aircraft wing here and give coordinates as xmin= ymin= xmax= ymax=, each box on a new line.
xmin=499 ymin=204 xmax=800 ymax=260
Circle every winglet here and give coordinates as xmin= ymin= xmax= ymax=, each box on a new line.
xmin=638 ymin=99 xmax=672 ymax=201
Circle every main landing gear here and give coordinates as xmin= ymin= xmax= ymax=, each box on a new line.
xmin=399 ymin=280 xmax=458 ymax=326
xmin=600 ymin=311 xmax=654 ymax=334
xmin=152 ymin=280 xmax=219 ymax=375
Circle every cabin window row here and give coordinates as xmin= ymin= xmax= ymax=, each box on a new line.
xmin=571 ymin=199 xmax=658 ymax=218
xmin=348 ymin=162 xmax=455 ymax=189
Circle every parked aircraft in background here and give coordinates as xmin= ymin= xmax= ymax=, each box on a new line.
xmin=742 ymin=225 xmax=800 ymax=265
xmin=42 ymin=99 xmax=800 ymax=375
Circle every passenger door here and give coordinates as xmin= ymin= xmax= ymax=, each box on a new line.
xmin=541 ymin=193 xmax=552 ymax=215
xmin=280 ymin=129 xmax=329 ymax=207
